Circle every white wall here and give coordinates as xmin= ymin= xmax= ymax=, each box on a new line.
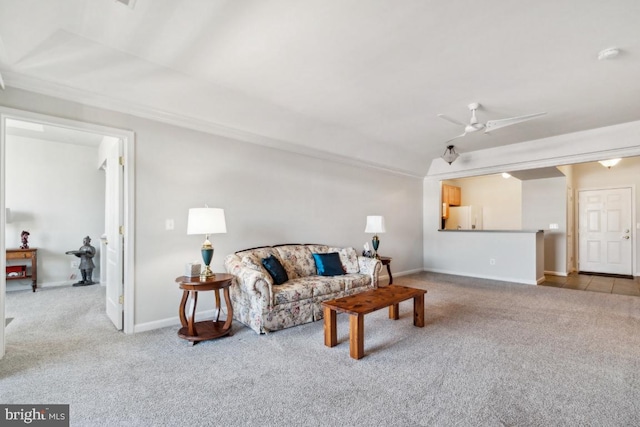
xmin=1 ymin=87 xmax=424 ymax=330
xmin=134 ymin=122 xmax=423 ymax=327
xmin=521 ymin=176 xmax=567 ymax=275
xmin=5 ymin=135 xmax=104 ymax=288
xmin=447 ymin=174 xmax=522 ymax=230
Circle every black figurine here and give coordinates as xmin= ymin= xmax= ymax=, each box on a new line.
xmin=20 ymin=230 xmax=30 ymax=249
xmin=66 ymin=236 xmax=97 ymax=286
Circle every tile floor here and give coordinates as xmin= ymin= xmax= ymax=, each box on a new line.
xmin=540 ymin=272 xmax=640 ymax=296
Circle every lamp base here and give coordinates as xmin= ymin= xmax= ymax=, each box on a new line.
xmin=200 ymin=246 xmax=215 ymax=281
xmin=200 ymin=265 xmax=215 ymax=281
xmin=371 ymin=235 xmax=380 ymax=258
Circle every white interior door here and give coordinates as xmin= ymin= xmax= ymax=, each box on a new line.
xmin=578 ymin=188 xmax=632 ymax=275
xmin=105 ymin=139 xmax=124 ymax=330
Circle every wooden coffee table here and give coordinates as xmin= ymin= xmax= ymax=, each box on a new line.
xmin=322 ymin=285 xmax=427 ymax=359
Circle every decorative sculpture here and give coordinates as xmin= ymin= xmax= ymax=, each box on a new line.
xmin=20 ymin=230 xmax=30 ymax=249
xmin=65 ymin=236 xmax=97 ymax=287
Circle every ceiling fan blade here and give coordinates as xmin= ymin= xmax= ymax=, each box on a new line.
xmin=484 ymin=112 xmax=546 ymax=133
xmin=437 ymin=114 xmax=466 ymax=127
xmin=445 ymin=133 xmax=466 ymax=143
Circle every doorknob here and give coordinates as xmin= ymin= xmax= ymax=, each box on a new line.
xmin=622 ymin=235 xmax=630 ymax=240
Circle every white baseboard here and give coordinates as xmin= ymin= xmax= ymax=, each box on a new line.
xmin=423 ymin=268 xmax=539 ymax=285
xmin=379 ymin=268 xmax=424 ymax=284
xmin=544 ymin=271 xmax=568 ymax=277
xmin=134 ymin=309 xmax=218 ymax=333
xmin=6 ymin=280 xmax=85 ymax=292
xmin=396 ymin=268 xmax=424 ymax=277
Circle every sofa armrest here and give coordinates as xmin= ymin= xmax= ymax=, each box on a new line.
xmin=358 ymin=256 xmax=382 ymax=287
xmin=225 ymin=254 xmax=274 ymax=308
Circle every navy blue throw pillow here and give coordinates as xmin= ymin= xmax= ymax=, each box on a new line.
xmin=262 ymin=255 xmax=288 ymax=285
xmin=312 ymin=252 xmax=345 ymax=276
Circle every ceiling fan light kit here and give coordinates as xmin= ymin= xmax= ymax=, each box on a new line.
xmin=441 ymin=145 xmax=459 ymax=165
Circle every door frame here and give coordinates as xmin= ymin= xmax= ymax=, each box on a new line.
xmin=576 ymin=184 xmax=636 ymax=276
xmin=567 ymin=186 xmax=576 ymax=273
xmin=0 ymin=107 xmax=136 ymax=358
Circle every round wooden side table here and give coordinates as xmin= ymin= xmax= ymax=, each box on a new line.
xmin=175 ymin=273 xmax=234 ymax=346
xmin=378 ymin=256 xmax=393 ymax=285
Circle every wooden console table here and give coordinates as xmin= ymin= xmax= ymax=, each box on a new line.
xmin=6 ymin=248 xmax=38 ymax=292
xmin=175 ymin=274 xmax=234 ymax=346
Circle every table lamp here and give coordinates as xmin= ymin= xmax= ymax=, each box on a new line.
xmin=187 ymin=207 xmax=227 ymax=280
xmin=365 ymin=215 xmax=386 ymax=258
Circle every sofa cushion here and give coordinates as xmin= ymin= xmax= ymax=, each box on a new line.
xmin=272 ymin=280 xmax=314 ymax=305
xmin=236 ymin=246 xmax=276 ymax=259
xmin=236 ymin=247 xmax=280 ymax=262
xmin=343 ymin=273 xmax=371 ymax=291
xmin=329 ymin=247 xmax=360 ymax=274
xmin=305 ymin=244 xmax=329 ymax=254
xmin=262 ymin=255 xmax=288 ymax=285
xmin=241 ymin=254 xmax=270 ymax=278
xmin=275 ymin=245 xmax=316 ymax=279
xmin=274 ymin=276 xmax=347 ymax=300
xmin=312 ymin=252 xmax=345 ymax=276
xmin=312 ymin=276 xmax=346 ymax=297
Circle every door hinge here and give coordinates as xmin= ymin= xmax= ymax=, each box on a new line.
xmin=119 ymin=225 xmax=124 ymax=235
xmin=119 ymin=156 xmax=124 ymax=166
xmin=119 ymin=295 xmax=124 ymax=305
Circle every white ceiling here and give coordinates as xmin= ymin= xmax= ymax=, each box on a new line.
xmin=1 ymin=0 xmax=639 ymax=176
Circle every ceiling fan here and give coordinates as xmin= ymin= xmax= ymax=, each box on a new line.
xmin=437 ymin=102 xmax=546 ymax=143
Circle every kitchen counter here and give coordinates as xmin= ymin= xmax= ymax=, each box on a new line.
xmin=427 ymin=229 xmax=545 ymax=285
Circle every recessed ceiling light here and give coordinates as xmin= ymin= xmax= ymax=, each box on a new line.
xmin=598 ymin=47 xmax=620 ymax=61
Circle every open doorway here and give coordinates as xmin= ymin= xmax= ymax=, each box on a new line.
xmin=1 ymin=108 xmax=135 ymax=358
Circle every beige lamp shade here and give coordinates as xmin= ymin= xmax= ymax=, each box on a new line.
xmin=365 ymin=215 xmax=386 ymax=234
xmin=187 ymin=208 xmax=227 ymax=235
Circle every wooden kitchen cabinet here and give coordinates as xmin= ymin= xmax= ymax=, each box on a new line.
xmin=442 ymin=184 xmax=461 ymax=206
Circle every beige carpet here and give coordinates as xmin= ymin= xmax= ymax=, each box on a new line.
xmin=2 ymin=272 xmax=640 ymax=426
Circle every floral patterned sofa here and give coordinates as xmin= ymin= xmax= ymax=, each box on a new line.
xmin=224 ymin=244 xmax=382 ymax=334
